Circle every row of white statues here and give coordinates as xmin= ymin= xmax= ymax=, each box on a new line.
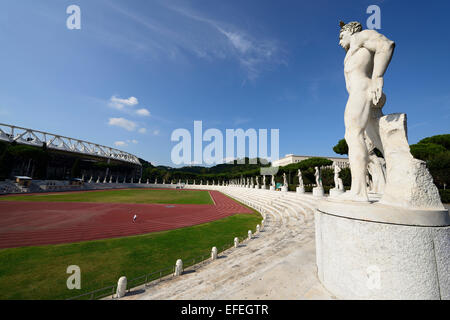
xmin=81 ymin=165 xmax=347 ymax=198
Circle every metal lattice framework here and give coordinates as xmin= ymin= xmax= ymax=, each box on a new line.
xmin=0 ymin=123 xmax=141 ymax=166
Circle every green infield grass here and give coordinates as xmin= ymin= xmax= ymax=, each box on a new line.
xmin=0 ymin=189 xmax=213 ymax=205
xmin=0 ymin=210 xmax=262 ymax=300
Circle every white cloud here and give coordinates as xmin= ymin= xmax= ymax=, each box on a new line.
xmin=138 ymin=128 xmax=147 ymax=134
xmin=153 ymin=129 xmax=160 ymax=136
xmin=136 ymin=108 xmax=151 ymax=116
xmin=114 ymin=141 xmax=128 ymax=147
xmin=108 ymin=117 xmax=138 ymax=131
xmin=114 ymin=139 xmax=138 ymax=147
xmin=217 ymin=29 xmax=252 ymax=54
xmin=109 ymin=96 xmax=139 ymax=110
xmin=106 ymin=2 xmax=284 ymax=81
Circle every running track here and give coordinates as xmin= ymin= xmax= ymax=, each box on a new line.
xmin=0 ymin=190 xmax=253 ymax=249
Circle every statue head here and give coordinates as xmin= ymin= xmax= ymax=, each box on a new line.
xmin=339 ymin=21 xmax=362 ymax=51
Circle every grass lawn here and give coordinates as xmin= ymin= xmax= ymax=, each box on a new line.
xmin=0 ymin=211 xmax=262 ymax=300
xmin=0 ymin=189 xmax=213 ymax=205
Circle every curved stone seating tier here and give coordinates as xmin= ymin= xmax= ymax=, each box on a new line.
xmin=188 ymin=185 xmax=319 ymax=227
xmin=118 ymin=185 xmax=331 ymax=300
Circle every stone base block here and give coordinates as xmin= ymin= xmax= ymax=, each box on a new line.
xmin=296 ymin=186 xmax=305 ymax=194
xmin=281 ymin=186 xmax=288 ymax=192
xmin=329 ymin=188 xmax=344 ymax=197
xmin=313 ymin=187 xmax=324 ymax=197
xmin=270 ymin=186 xmax=275 ymax=191
xmin=315 ymin=206 xmax=450 ymax=299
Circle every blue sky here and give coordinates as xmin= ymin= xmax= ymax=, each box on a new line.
xmin=0 ymin=0 xmax=449 ymax=166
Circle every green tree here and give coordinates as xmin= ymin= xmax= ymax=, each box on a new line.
xmin=410 ymin=143 xmax=447 ymax=161
xmin=333 ymin=139 xmax=348 ymax=155
xmin=417 ymin=134 xmax=450 ymax=150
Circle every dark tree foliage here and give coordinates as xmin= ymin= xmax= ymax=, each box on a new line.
xmin=339 ymin=167 xmax=352 ymax=187
xmin=141 ymin=157 xmax=271 ymax=183
xmin=279 ymin=157 xmax=333 ymax=174
xmin=418 ymin=134 xmax=450 ymax=150
xmin=333 ymin=138 xmax=383 ymax=157
xmin=333 ymin=139 xmax=348 ymax=155
xmin=409 ymin=134 xmax=450 ymax=188
xmin=410 ymin=143 xmax=447 ymax=161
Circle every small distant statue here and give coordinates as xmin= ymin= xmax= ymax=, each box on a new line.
xmin=315 ymin=167 xmax=323 ymax=188
xmin=256 ymin=176 xmax=260 ymax=187
xmin=271 ymin=175 xmax=275 ymax=187
xmin=283 ymin=173 xmax=288 ymax=187
xmin=263 ymin=175 xmax=266 ymax=186
xmin=333 ymin=165 xmax=344 ymax=190
xmin=298 ymin=169 xmax=304 ymax=187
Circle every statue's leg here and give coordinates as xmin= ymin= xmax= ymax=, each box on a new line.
xmin=341 ymin=93 xmax=371 ymax=201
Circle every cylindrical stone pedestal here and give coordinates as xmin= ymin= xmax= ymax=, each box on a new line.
xmin=315 ymin=200 xmax=450 ymax=299
xmin=269 ymin=186 xmax=275 ymax=191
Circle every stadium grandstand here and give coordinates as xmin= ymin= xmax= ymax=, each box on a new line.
xmin=0 ymin=123 xmax=142 ymax=183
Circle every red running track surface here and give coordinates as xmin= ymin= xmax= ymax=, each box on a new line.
xmin=0 ymin=190 xmax=253 ymax=249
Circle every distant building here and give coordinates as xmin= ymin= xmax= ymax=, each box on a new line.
xmin=271 ymin=154 xmax=350 ymax=169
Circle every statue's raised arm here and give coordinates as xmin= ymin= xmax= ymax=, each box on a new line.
xmin=356 ymin=29 xmax=395 ymax=105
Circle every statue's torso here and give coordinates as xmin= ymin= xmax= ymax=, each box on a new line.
xmin=344 ymin=46 xmax=374 ymax=94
